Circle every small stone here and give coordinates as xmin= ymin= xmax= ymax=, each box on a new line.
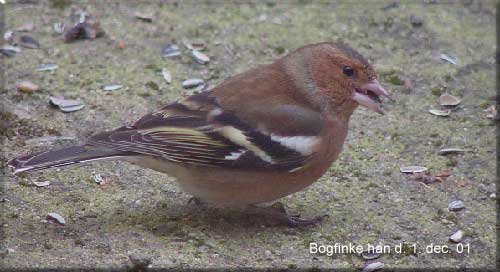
xmin=16 ymin=81 xmax=39 ymax=93
xmin=192 ymin=50 xmax=210 ymax=64
xmin=400 ymin=166 xmax=427 ymax=173
xmin=428 ymin=109 xmax=451 ymax=116
xmin=448 ymin=200 xmax=465 ymax=211
xmin=19 ymin=35 xmax=40 ymax=49
xmin=363 ymin=261 xmax=384 ymax=272
xmin=162 ymin=68 xmax=172 ymax=84
xmin=489 ymin=193 xmax=496 ymax=199
xmin=33 ymin=180 xmax=50 ymax=187
xmin=182 ymin=78 xmax=205 ymax=89
xmin=449 ymin=230 xmax=464 ymax=243
xmin=37 ymin=63 xmax=58 ymax=71
xmin=438 ymin=148 xmax=465 ymax=156
xmin=439 ymin=93 xmax=461 ymax=106
xmin=162 ymin=44 xmax=181 ymax=58
xmin=46 ymin=212 xmax=66 ymax=225
xmin=103 ymin=84 xmax=123 ymax=91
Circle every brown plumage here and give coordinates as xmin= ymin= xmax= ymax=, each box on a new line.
xmin=8 ymin=42 xmax=389 ymax=226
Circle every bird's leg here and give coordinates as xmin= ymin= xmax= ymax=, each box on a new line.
xmin=247 ymin=202 xmax=327 ymax=227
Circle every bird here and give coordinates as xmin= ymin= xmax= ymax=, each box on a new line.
xmin=8 ymin=42 xmax=389 ymax=227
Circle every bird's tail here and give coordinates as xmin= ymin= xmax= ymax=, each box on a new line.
xmin=8 ymin=145 xmax=130 ymax=175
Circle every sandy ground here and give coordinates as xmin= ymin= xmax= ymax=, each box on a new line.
xmin=0 ymin=1 xmax=496 ymax=270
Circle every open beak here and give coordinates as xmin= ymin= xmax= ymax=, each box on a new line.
xmin=352 ymin=79 xmax=390 ymax=114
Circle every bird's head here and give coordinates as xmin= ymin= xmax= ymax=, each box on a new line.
xmin=285 ymin=42 xmax=389 ymax=119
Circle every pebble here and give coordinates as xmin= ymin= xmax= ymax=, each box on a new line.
xmin=400 ymin=166 xmax=428 ymax=173
xmin=439 ymin=93 xmax=461 ymax=106
xmin=449 ymin=230 xmax=464 ymax=243
xmin=489 ymin=193 xmax=496 ymax=199
xmin=438 ymin=148 xmax=465 ymax=156
xmin=192 ymin=50 xmax=210 ymax=64
xmin=182 ymin=78 xmax=205 ymax=89
xmin=448 ymin=200 xmax=465 ymax=211
xmin=46 ymin=212 xmax=66 ymax=225
xmin=16 ymin=81 xmax=39 ymax=93
xmin=363 ymin=261 xmax=384 ymax=272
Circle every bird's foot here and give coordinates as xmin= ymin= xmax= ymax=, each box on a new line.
xmin=187 ymin=196 xmax=204 ymax=206
xmin=248 ymin=202 xmax=327 ymax=227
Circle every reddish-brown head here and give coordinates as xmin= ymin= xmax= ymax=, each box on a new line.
xmin=288 ymin=42 xmax=389 ymax=118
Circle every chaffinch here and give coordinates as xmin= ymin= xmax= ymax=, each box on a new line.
xmin=9 ymin=42 xmax=388 ymax=226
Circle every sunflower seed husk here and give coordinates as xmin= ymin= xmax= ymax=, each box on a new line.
xmin=440 ymin=53 xmax=458 ymax=65
xmin=46 ymin=212 xmax=65 ymax=225
xmin=103 ymin=84 xmax=123 ymax=91
xmin=16 ymin=81 xmax=39 ymax=93
xmin=438 ymin=148 xmax=465 ymax=156
xmin=33 ymin=180 xmax=50 ymax=187
xmin=53 ymin=22 xmax=65 ymax=34
xmin=15 ymin=22 xmax=34 ymax=32
xmin=362 ymin=262 xmax=384 ymax=272
xmin=428 ymin=109 xmax=451 ymax=116
xmin=37 ymin=63 xmax=58 ymax=71
xmin=484 ymin=105 xmax=497 ymax=119
xmin=49 ymin=96 xmax=84 ymax=112
xmin=361 ymin=250 xmax=381 ymax=260
xmin=400 ymin=166 xmax=428 ymax=173
xmin=162 ymin=44 xmax=181 ymax=58
xmin=449 ymin=230 xmax=464 ymax=243
xmin=19 ymin=35 xmax=40 ymax=49
xmin=134 ymin=12 xmax=153 ymax=23
xmin=0 ymin=45 xmax=21 ymax=56
xmin=162 ymin=68 xmax=172 ymax=84
xmin=4 ymin=31 xmax=14 ymax=43
xmin=93 ymin=174 xmax=104 ymax=184
xmin=439 ymin=93 xmax=461 ymax=106
xmin=448 ymin=200 xmax=465 ymax=211
xmin=182 ymin=78 xmax=205 ymax=89
xmin=192 ymin=50 xmax=210 ymax=64
xmin=59 ymin=103 xmax=84 ymax=113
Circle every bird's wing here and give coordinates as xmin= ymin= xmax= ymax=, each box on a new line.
xmin=87 ymin=91 xmax=325 ymax=172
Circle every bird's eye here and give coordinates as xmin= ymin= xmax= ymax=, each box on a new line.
xmin=343 ymin=66 xmax=354 ymax=77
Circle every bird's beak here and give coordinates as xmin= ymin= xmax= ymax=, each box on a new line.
xmin=352 ymin=79 xmax=390 ymax=114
